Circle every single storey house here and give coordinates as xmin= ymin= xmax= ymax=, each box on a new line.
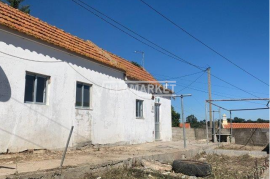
xmin=0 ymin=3 xmax=172 ymax=153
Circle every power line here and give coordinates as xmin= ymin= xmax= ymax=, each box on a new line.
xmin=176 ymin=72 xmax=205 ymax=93
xmin=72 ymin=0 xmax=261 ymax=99
xmin=153 ymin=71 xmax=203 ymax=81
xmin=73 ymin=0 xmax=201 ymax=69
xmin=1 ymin=51 xmax=155 ymax=100
xmin=176 ymin=84 xmax=265 ymax=105
xmin=0 ymin=51 xmax=63 ymax=63
xmin=138 ymin=0 xmax=269 ymax=86
xmin=155 ymin=76 xmax=268 ymax=95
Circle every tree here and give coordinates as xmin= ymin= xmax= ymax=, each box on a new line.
xmin=2 ymin=0 xmax=30 ymax=14
xmin=257 ymin=118 xmax=269 ymax=123
xmin=171 ymin=106 xmax=180 ymax=127
xmin=232 ymin=117 xmax=245 ymax=123
xmin=186 ymin=115 xmax=198 ymax=124
xmin=228 ymin=117 xmax=269 ymax=123
xmin=131 ymin=61 xmax=142 ymax=68
xmin=186 ymin=114 xmax=204 ymax=128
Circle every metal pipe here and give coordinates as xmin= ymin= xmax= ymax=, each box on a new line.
xmin=134 ymin=50 xmax=145 ymax=68
xmin=205 ymin=102 xmax=209 ymax=144
xmin=181 ymin=96 xmax=186 ymax=148
xmin=212 ymin=111 xmax=215 ymax=142
xmin=230 ymin=111 xmax=232 ymax=143
xmin=60 ymin=126 xmax=74 ymax=168
xmin=219 ymin=107 xmax=221 ymax=146
xmin=207 ymin=101 xmax=229 ymax=111
xmin=206 ymin=98 xmax=270 ymax=102
xmin=230 ymin=107 xmax=269 ymax=111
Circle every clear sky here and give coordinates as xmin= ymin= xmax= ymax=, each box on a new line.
xmin=24 ymin=0 xmax=268 ymax=120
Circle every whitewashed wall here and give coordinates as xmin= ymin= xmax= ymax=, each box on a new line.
xmin=0 ymin=27 xmax=172 ymax=153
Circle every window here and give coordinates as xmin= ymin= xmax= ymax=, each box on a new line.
xmin=76 ymin=82 xmax=91 ymax=108
xmin=136 ymin=100 xmax=143 ymax=118
xmin=24 ymin=73 xmax=48 ymax=104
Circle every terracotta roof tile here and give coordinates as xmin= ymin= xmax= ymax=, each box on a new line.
xmin=0 ymin=2 xmax=157 ymax=82
xmin=223 ymin=123 xmax=269 ymax=129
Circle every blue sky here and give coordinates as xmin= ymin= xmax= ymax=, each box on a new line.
xmin=24 ymin=0 xmax=268 ymax=120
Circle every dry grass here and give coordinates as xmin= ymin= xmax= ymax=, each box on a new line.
xmin=81 ymin=153 xmax=269 ymax=179
xmin=83 ymin=168 xmax=179 ymax=179
xmin=194 ymin=152 xmax=269 ymax=179
xmin=217 ymin=144 xmax=266 ymax=151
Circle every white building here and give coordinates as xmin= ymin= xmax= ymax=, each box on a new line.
xmin=0 ymin=3 xmax=172 ymax=153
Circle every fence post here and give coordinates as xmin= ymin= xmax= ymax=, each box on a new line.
xmin=60 ymin=126 xmax=74 ymax=168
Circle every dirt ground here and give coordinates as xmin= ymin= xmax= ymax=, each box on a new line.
xmin=0 ymin=142 xmax=268 ymax=178
xmin=216 ymin=144 xmax=266 ymax=151
xmin=0 ymin=141 xmax=214 ymax=177
xmin=86 ymin=153 xmax=269 ymax=179
xmin=0 ymin=143 xmax=181 ymax=165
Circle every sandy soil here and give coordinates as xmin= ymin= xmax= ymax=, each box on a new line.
xmin=0 ymin=140 xmax=213 ymax=177
xmin=216 ymin=144 xmax=266 ymax=151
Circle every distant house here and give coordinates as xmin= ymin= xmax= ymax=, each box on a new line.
xmin=222 ymin=114 xmax=269 ymax=129
xmin=179 ymin=123 xmax=191 ymax=129
xmin=0 ymin=3 xmax=172 ymax=153
xmin=223 ymin=123 xmax=270 ymax=129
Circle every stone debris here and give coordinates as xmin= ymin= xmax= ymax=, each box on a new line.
xmin=161 ymin=171 xmax=171 ymax=175
xmin=141 ymin=159 xmax=172 ymax=172
xmin=198 ymin=157 xmax=206 ymax=162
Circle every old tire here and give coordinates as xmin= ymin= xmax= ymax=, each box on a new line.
xmin=172 ymin=160 xmax=211 ymax=177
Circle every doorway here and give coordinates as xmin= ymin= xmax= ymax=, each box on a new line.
xmin=155 ymin=104 xmax=160 ymax=140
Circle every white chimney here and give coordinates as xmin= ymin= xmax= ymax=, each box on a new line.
xmin=222 ymin=114 xmax=228 ymax=125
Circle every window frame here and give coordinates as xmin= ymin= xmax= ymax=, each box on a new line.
xmin=75 ymin=82 xmax=92 ymax=109
xmin=24 ymin=72 xmax=49 ymax=105
xmin=136 ymin=99 xmax=144 ymax=119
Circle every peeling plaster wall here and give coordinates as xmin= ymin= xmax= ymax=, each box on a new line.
xmin=0 ymin=28 xmax=172 ymax=153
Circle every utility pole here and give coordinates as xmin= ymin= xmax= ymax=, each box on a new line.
xmin=134 ymin=51 xmax=145 ymax=68
xmin=207 ymin=67 xmax=212 ymax=128
xmin=174 ymin=94 xmax=192 ymax=148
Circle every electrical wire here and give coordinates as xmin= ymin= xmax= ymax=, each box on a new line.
xmin=73 ymin=0 xmax=201 ymax=69
xmin=176 ymin=84 xmax=265 ymax=105
xmin=72 ymin=0 xmax=261 ymax=99
xmin=154 ymin=76 xmax=269 ymax=96
xmin=176 ymin=72 xmax=205 ymax=93
xmin=138 ymin=0 xmax=269 ymax=86
xmin=0 ymin=50 xmax=151 ymax=100
xmin=157 ymin=71 xmax=204 ymax=81
xmin=0 ymin=51 xmax=63 ymax=63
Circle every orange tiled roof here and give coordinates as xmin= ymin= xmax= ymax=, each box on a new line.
xmin=0 ymin=2 xmax=157 ymax=82
xmin=223 ymin=123 xmax=269 ymax=129
xmin=179 ymin=123 xmax=191 ymax=128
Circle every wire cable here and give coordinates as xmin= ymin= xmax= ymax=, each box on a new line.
xmin=72 ymin=0 xmax=261 ymax=99
xmin=176 ymin=84 xmax=265 ymax=105
xmin=72 ymin=0 xmax=202 ymax=70
xmin=176 ymin=72 xmax=205 ymax=93
xmin=0 ymin=51 xmax=155 ymax=100
xmin=138 ymin=0 xmax=269 ymax=86
xmin=158 ymin=71 xmax=204 ymax=81
xmin=0 ymin=51 xmax=63 ymax=63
